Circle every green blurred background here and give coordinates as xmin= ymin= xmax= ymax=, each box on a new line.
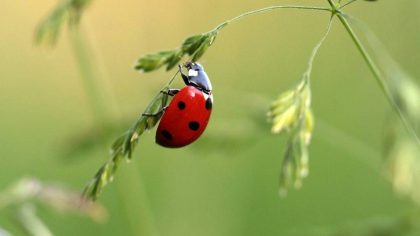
xmin=1 ymin=0 xmax=420 ymax=235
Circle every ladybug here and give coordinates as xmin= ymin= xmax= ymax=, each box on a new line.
xmin=155 ymin=62 xmax=213 ymax=148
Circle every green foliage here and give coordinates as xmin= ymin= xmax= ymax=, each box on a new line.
xmin=85 ymin=3 xmax=333 ymax=201
xmin=16 ymin=0 xmax=419 ymax=235
xmin=134 ymin=23 xmax=227 ymax=73
xmin=135 ymin=50 xmax=180 ymax=72
xmin=35 ymin=0 xmax=92 ymax=45
xmin=85 ymin=0 xmax=417 ymax=203
xmin=82 ymin=73 xmax=178 ymax=200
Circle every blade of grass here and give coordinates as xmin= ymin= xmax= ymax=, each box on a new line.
xmin=325 ymin=0 xmax=420 ymax=147
xmin=335 ymin=13 xmax=420 ymax=147
xmin=222 ymin=5 xmax=331 ymax=26
xmin=68 ymin=18 xmax=160 ymax=236
xmin=16 ymin=204 xmax=53 ymax=236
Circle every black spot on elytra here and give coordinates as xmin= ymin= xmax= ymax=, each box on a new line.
xmin=161 ymin=130 xmax=173 ymax=140
xmin=177 ymin=101 xmax=186 ymax=110
xmin=205 ymin=97 xmax=212 ymax=110
xmin=188 ymin=121 xmax=200 ymax=131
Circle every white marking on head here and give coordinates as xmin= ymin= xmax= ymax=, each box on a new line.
xmin=188 ymin=69 xmax=198 ymax=77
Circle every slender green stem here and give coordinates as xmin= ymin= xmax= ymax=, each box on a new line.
xmin=336 ymin=15 xmax=386 ymax=92
xmin=16 ymin=204 xmax=53 ymax=236
xmin=213 ymin=5 xmax=331 ymax=31
xmin=166 ymin=70 xmax=180 ymax=87
xmin=303 ymin=16 xmax=334 ymax=84
xmin=335 ymin=13 xmax=420 ymax=146
xmin=69 ymin=27 xmax=111 ymax=126
xmin=339 ymin=0 xmax=358 ymax=9
xmin=227 ymin=5 xmax=331 ymax=23
xmin=69 ymin=20 xmax=160 ymax=236
xmin=326 ymin=0 xmax=337 ymax=9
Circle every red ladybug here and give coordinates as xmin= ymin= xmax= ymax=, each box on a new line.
xmin=156 ymin=62 xmax=213 ymax=148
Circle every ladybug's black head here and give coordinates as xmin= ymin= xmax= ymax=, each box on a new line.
xmin=184 ymin=62 xmax=212 ymax=93
xmin=185 ymin=62 xmax=204 ymax=71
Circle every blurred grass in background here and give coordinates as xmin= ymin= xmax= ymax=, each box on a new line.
xmin=0 ymin=0 xmax=419 ymax=235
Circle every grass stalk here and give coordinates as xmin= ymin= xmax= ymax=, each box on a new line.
xmin=335 ymin=13 xmax=420 ymax=146
xmin=69 ymin=27 xmax=111 ymax=126
xmin=69 ymin=20 xmax=159 ymax=236
xmin=325 ymin=0 xmax=420 ymax=146
xmin=225 ymin=5 xmax=331 ymax=24
xmin=16 ymin=204 xmax=53 ymax=236
xmin=212 ymin=5 xmax=331 ymax=32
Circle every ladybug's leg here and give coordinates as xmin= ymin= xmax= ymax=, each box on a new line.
xmin=161 ymin=89 xmax=179 ymax=96
xmin=143 ymin=88 xmax=179 ymax=117
xmin=178 ymin=64 xmax=190 ymax=85
xmin=142 ymin=106 xmax=168 ymax=117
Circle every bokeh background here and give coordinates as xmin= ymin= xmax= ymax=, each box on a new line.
xmin=1 ymin=0 xmax=420 ymax=235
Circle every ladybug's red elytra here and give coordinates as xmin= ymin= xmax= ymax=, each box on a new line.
xmin=155 ymin=62 xmax=213 ymax=148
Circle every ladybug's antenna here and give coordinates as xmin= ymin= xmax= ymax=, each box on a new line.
xmin=184 ymin=61 xmax=196 ymax=69
xmin=178 ymin=64 xmax=191 ymax=86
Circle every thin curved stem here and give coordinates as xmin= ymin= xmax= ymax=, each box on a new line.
xmin=166 ymin=70 xmax=180 ymax=87
xmin=17 ymin=204 xmax=53 ymax=236
xmin=336 ymin=13 xmax=420 ymax=146
xmin=326 ymin=0 xmax=420 ymax=146
xmin=327 ymin=0 xmax=337 ymax=9
xmin=227 ymin=5 xmax=331 ymax=23
xmin=303 ymin=15 xmax=334 ymax=85
xmin=213 ymin=5 xmax=331 ymax=31
xmin=339 ymin=0 xmax=358 ymax=9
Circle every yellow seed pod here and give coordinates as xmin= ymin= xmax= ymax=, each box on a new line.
xmin=301 ymin=109 xmax=314 ymax=145
xmin=270 ymin=90 xmax=295 ymax=108
xmin=271 ymin=105 xmax=298 ymax=133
